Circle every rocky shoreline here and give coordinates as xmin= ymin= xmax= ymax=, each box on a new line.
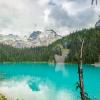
xmin=92 ymin=63 xmax=100 ymax=67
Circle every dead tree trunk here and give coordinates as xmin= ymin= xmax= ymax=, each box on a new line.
xmin=78 ymin=39 xmax=86 ymax=100
xmin=91 ymin=0 xmax=97 ymax=5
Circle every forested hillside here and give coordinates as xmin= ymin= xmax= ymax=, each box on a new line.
xmin=0 ymin=28 xmax=100 ymax=64
xmin=51 ymin=28 xmax=100 ymax=64
xmin=0 ymin=44 xmax=51 ymax=62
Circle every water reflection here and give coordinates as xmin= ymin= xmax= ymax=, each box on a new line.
xmin=0 ymin=77 xmax=78 ymax=100
xmin=55 ymin=64 xmax=68 ymax=77
xmin=0 ymin=63 xmax=99 ymax=100
xmin=0 ymin=63 xmax=79 ymax=100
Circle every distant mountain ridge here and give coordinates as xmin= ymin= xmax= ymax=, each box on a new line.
xmin=0 ymin=30 xmax=61 ymax=48
xmin=0 ymin=28 xmax=100 ymax=64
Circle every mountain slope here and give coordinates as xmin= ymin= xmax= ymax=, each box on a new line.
xmin=0 ymin=28 xmax=100 ymax=64
xmin=0 ymin=30 xmax=61 ymax=48
xmin=50 ymin=28 xmax=100 ymax=64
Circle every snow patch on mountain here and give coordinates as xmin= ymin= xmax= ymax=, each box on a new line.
xmin=0 ymin=30 xmax=61 ymax=48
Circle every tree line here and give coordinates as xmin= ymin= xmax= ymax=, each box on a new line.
xmin=0 ymin=28 xmax=100 ymax=64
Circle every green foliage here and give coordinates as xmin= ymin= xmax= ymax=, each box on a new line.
xmin=56 ymin=28 xmax=100 ymax=64
xmin=0 ymin=28 xmax=100 ymax=64
xmin=0 ymin=94 xmax=7 ymax=100
xmin=0 ymin=45 xmax=51 ymax=62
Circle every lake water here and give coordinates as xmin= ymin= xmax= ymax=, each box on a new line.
xmin=0 ymin=63 xmax=100 ymax=100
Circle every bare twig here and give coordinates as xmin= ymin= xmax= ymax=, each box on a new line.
xmin=91 ymin=0 xmax=97 ymax=5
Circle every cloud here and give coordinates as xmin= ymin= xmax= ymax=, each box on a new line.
xmin=0 ymin=0 xmax=100 ymax=35
xmin=0 ymin=0 xmax=47 ymax=35
xmin=49 ymin=0 xmax=99 ymax=34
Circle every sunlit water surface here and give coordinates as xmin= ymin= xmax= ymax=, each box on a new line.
xmin=0 ymin=63 xmax=100 ymax=100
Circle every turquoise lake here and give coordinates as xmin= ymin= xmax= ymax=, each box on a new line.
xmin=0 ymin=63 xmax=100 ymax=100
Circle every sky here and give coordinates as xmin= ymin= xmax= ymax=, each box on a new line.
xmin=0 ymin=0 xmax=100 ymax=36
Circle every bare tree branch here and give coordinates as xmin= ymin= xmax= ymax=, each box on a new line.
xmin=91 ymin=0 xmax=98 ymax=5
